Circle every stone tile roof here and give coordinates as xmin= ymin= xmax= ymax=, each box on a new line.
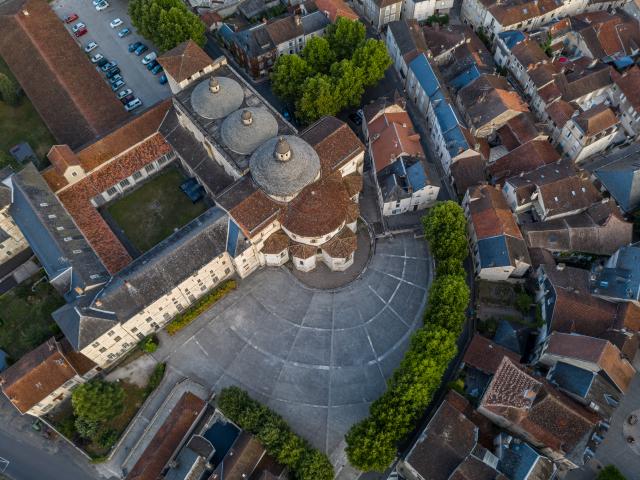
xmin=126 ymin=392 xmax=206 ymax=480
xmin=488 ymin=139 xmax=560 ymax=183
xmin=314 ymin=0 xmax=358 ymax=22
xmin=496 ymin=112 xmax=540 ymax=151
xmin=481 ymin=357 xmax=598 ymax=458
xmin=302 ymin=116 xmax=364 ymax=175
xmin=322 ymin=227 xmax=356 ymax=258
xmin=343 ymin=174 xmax=363 ymax=198
xmin=463 ymin=334 xmax=521 ymax=375
xmin=511 ymin=38 xmax=548 ymax=70
xmin=157 ymin=40 xmax=214 ymax=84
xmin=282 ymin=173 xmax=351 ymax=238
xmin=546 ymin=100 xmax=576 ymax=129
xmin=544 ymin=332 xmax=635 ymax=393
xmin=262 ymin=231 xmax=289 ymax=254
xmin=265 ymin=15 xmax=303 ymax=46
xmin=0 ymin=0 xmax=129 ymax=149
xmin=467 ymin=185 xmax=522 ymax=239
xmin=345 ymin=201 xmax=359 ymax=223
xmin=536 ymin=175 xmax=602 ymax=218
xmin=574 ymin=104 xmax=618 ymax=136
xmin=0 ymin=338 xmax=94 ymax=414
xmin=289 ymin=241 xmax=316 ymax=259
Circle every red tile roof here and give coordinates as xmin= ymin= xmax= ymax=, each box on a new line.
xmin=262 ymin=231 xmax=289 ymax=254
xmin=126 ymin=392 xmax=206 ymax=480
xmin=368 ymin=111 xmax=424 ymax=173
xmin=321 ymin=227 xmax=356 ymax=258
xmin=314 ymin=0 xmax=358 ymax=22
xmin=467 ymin=185 xmax=522 ymax=239
xmin=302 ymin=117 xmax=365 ymax=175
xmin=488 ymin=139 xmax=560 ymax=183
xmin=574 ymin=104 xmax=618 ymax=136
xmin=463 ymin=334 xmax=521 ymax=375
xmin=0 ymin=0 xmax=129 ymax=149
xmin=157 ymin=41 xmax=214 ymax=84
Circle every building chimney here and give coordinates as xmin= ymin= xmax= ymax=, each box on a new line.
xmin=294 ymin=14 xmax=301 ymax=26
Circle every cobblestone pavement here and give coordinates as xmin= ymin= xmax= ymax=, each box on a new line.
xmin=152 ymin=233 xmax=432 ymax=463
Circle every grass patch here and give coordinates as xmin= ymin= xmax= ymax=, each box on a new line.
xmin=106 ymin=168 xmax=208 ymax=252
xmin=0 ymin=57 xmax=55 ymax=168
xmin=0 ymin=271 xmax=65 ymax=361
xmin=166 ymin=280 xmax=237 ymax=335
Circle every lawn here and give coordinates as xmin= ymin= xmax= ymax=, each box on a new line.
xmin=0 ymin=57 xmax=56 ymax=168
xmin=106 ymin=168 xmax=208 ymax=253
xmin=0 ymin=272 xmax=65 ymax=361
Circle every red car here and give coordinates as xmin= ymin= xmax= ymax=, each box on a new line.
xmin=74 ymin=27 xmax=88 ymax=37
xmin=64 ymin=13 xmax=79 ymax=23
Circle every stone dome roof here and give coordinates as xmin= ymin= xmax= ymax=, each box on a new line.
xmin=220 ymin=107 xmax=278 ymax=155
xmin=190 ymin=76 xmax=244 ymax=120
xmin=250 ymin=135 xmax=321 ymax=198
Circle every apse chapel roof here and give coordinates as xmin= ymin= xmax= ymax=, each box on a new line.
xmin=220 ymin=107 xmax=278 ymax=155
xmin=191 ymin=76 xmax=244 ymax=120
xmin=250 ymin=136 xmax=321 ymax=198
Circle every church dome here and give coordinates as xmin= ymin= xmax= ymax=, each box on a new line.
xmin=190 ymin=76 xmax=244 ymax=120
xmin=220 ymin=107 xmax=278 ymax=155
xmin=250 ymin=135 xmax=320 ymax=199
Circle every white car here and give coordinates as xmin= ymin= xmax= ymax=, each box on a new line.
xmin=117 ymin=88 xmax=133 ymax=99
xmin=109 ymin=18 xmax=123 ymax=28
xmin=92 ymin=0 xmax=101 ymax=5
xmin=84 ymin=41 xmax=98 ymax=53
xmin=90 ymin=53 xmax=104 ymax=63
xmin=71 ymin=22 xmax=86 ymax=32
xmin=141 ymin=52 xmax=157 ymax=65
xmin=125 ymin=98 xmax=142 ymax=112
xmin=95 ymin=1 xmax=109 ymax=11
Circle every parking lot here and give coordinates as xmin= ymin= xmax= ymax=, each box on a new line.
xmin=51 ymin=0 xmax=170 ymax=113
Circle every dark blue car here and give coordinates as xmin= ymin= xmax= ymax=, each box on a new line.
xmin=128 ymin=41 xmax=141 ymax=52
xmin=159 ymin=73 xmax=168 ymax=85
xmin=134 ymin=44 xmax=148 ymax=56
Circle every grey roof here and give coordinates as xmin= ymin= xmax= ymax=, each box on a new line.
xmin=388 ymin=21 xmax=418 ymax=56
xmin=220 ymin=107 xmax=278 ymax=155
xmin=52 ymin=300 xmax=119 ymax=350
xmin=0 ymin=166 xmax=12 ymax=208
xmin=591 ymin=143 xmax=640 ymax=213
xmin=590 ymin=244 xmax=640 ymax=301
xmin=249 ymin=135 xmax=320 ymax=197
xmin=191 ymin=76 xmax=245 ymax=120
xmin=8 ymin=164 xmax=109 ymax=300
xmin=233 ymin=24 xmax=275 ymax=58
xmin=91 ymin=207 xmax=229 ymax=321
xmin=301 ymin=10 xmax=329 ymax=35
xmin=239 ymin=0 xmax=268 ymax=19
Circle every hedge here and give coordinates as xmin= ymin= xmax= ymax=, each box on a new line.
xmin=217 ymin=387 xmax=334 ymax=480
xmin=166 ymin=279 xmax=237 ymax=335
xmin=345 ymin=202 xmax=469 ymax=472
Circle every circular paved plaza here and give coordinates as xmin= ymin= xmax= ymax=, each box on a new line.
xmin=157 ymin=233 xmax=431 ymax=458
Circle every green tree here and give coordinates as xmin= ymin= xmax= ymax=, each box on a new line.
xmin=297 ymin=450 xmax=334 ymax=480
xmin=276 ymin=432 xmax=307 ymax=468
xmin=436 ymin=257 xmax=465 ymax=277
xmin=217 ymin=386 xmax=251 ymax=419
xmin=271 ymin=54 xmax=312 ymax=104
xmin=296 ymin=74 xmax=342 ymax=123
xmin=302 ymin=37 xmax=335 ymax=74
xmin=422 ymin=201 xmax=468 ymax=262
xmin=515 ymin=292 xmax=532 ymax=314
xmin=74 ymin=417 xmax=100 ymax=440
xmin=331 ymin=59 xmax=365 ymax=109
xmin=128 ymin=0 xmax=204 ymax=51
xmin=352 ymin=39 xmax=392 ymax=86
xmin=0 ymin=72 xmax=19 ymax=106
xmin=326 ymin=17 xmax=366 ymax=61
xmin=597 ymin=466 xmax=626 ymax=480
xmin=71 ymin=379 xmax=125 ymax=424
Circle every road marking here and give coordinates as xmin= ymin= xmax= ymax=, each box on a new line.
xmin=0 ymin=457 xmax=9 ymax=473
xmin=193 ymin=339 xmax=209 ymax=357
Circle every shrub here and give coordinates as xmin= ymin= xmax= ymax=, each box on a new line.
xmin=146 ymin=362 xmax=166 ymax=395
xmin=72 ymin=380 xmax=124 ymax=425
xmin=140 ymin=336 xmax=158 ymax=353
xmin=597 ymin=466 xmax=626 ymax=480
xmin=95 ymin=428 xmax=119 ymax=449
xmin=58 ymin=415 xmax=78 ymax=439
xmin=515 ymin=292 xmax=532 ymax=314
xmin=75 ymin=417 xmax=100 ymax=440
xmin=217 ymin=386 xmax=334 ymax=480
xmin=166 ymin=280 xmax=237 ymax=335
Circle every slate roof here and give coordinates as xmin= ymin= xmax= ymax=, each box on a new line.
xmin=210 ymin=431 xmax=267 ymax=480
xmin=126 ymin=392 xmax=206 ymax=480
xmin=591 ymin=142 xmax=640 ymax=213
xmin=498 ymin=440 xmax=555 ymax=480
xmin=301 ymin=10 xmax=330 ymax=35
xmin=8 ymin=164 xmax=109 ymax=299
xmin=377 ymin=156 xmax=432 ymax=203
xmin=542 ymin=332 xmax=635 ymax=393
xmin=0 ymin=0 xmax=128 ymax=149
xmin=536 ymin=175 xmax=602 ymax=219
xmin=52 ymin=301 xmax=118 ymax=351
xmin=157 ymin=40 xmax=214 ymax=84
xmin=590 ymin=244 xmax=640 ymax=302
xmin=463 ymin=334 xmax=521 ymax=375
xmin=498 ymin=30 xmax=526 ymax=50
xmin=404 ymin=399 xmax=478 ymax=480
xmin=0 ymin=338 xmax=95 ymax=414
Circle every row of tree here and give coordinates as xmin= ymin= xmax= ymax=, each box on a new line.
xmin=271 ymin=18 xmax=391 ymax=124
xmin=128 ymin=0 xmax=205 ymax=52
xmin=345 ymin=201 xmax=470 ymax=472
xmin=217 ymin=386 xmax=334 ymax=480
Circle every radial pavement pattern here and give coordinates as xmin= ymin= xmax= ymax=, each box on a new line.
xmin=158 ymin=233 xmax=432 ymax=458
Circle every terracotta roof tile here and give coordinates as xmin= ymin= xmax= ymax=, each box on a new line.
xmin=157 ymin=41 xmax=214 ymax=84
xmin=314 ymin=0 xmax=358 ymax=22
xmin=463 ymin=333 xmax=521 ymax=375
xmin=536 ymin=175 xmax=601 ymax=218
xmin=321 ymin=227 xmax=356 ymax=258
xmin=511 ymin=38 xmax=548 ymax=70
xmin=229 ymin=188 xmax=281 ymax=237
xmin=345 ymin=202 xmax=359 ymax=223
xmin=488 ymin=139 xmax=560 ymax=183
xmin=574 ymin=104 xmax=618 ymax=136
xmin=468 ymin=184 xmax=522 ymax=239
xmin=368 ymin=111 xmax=423 ymax=172
xmin=546 ymin=100 xmax=576 ymax=129
xmin=302 ymin=117 xmax=364 ymax=175
xmin=496 ymin=112 xmax=540 ymax=150
xmin=262 ymin=231 xmax=289 ymax=254
xmin=343 ymin=173 xmax=363 ymax=198
xmin=126 ymin=392 xmax=206 ymax=480
xmin=48 ymin=145 xmax=80 ymax=172
xmin=289 ymin=241 xmax=316 ymax=259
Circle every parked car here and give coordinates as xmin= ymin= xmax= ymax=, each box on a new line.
xmin=128 ymin=41 xmax=142 ymax=52
xmin=141 ymin=52 xmax=157 ymax=65
xmin=111 ymin=79 xmax=125 ymax=91
xmin=145 ymin=60 xmax=158 ymax=71
xmin=101 ymin=61 xmax=117 ymax=72
xmin=108 ymin=74 xmax=123 ymax=84
xmin=106 ymin=68 xmax=121 ymax=79
xmin=95 ymin=1 xmax=109 ymax=11
xmin=109 ymin=18 xmax=123 ymax=28
xmin=71 ymin=22 xmax=85 ymax=33
xmin=84 ymin=41 xmax=98 ymax=53
xmin=116 ymin=88 xmax=133 ymax=99
xmin=118 ymin=28 xmax=131 ymax=38
xmin=90 ymin=53 xmax=104 ymax=63
xmin=92 ymin=0 xmax=102 ymax=5
xmin=159 ymin=73 xmax=168 ymax=85
xmin=151 ymin=64 xmax=163 ymax=75
xmin=96 ymin=57 xmax=109 ymax=68
xmin=75 ymin=28 xmax=88 ymax=38
xmin=125 ymin=98 xmax=142 ymax=112
xmin=134 ymin=44 xmax=148 ymax=56
xmin=64 ymin=13 xmax=79 ymax=23
xmin=120 ymin=94 xmax=135 ymax=105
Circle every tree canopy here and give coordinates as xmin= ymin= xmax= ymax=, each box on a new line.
xmin=71 ymin=379 xmax=124 ymax=424
xmin=422 ymin=201 xmax=468 ymax=262
xmin=270 ymin=18 xmax=391 ymax=124
xmin=597 ymin=466 xmax=626 ymax=480
xmin=129 ymin=0 xmax=205 ymax=52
